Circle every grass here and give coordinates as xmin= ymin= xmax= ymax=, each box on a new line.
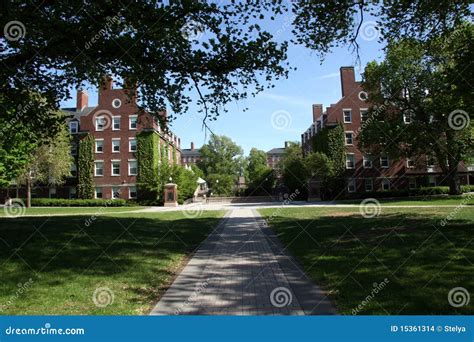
xmin=0 ymin=206 xmax=145 ymax=217
xmin=332 ymin=196 xmax=474 ymax=206
xmin=259 ymin=206 xmax=474 ymax=315
xmin=0 ymin=210 xmax=224 ymax=315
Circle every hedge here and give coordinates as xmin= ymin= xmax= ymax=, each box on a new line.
xmin=30 ymin=198 xmax=127 ymax=207
xmin=77 ymin=134 xmax=95 ymax=199
xmin=461 ymin=185 xmax=474 ymax=193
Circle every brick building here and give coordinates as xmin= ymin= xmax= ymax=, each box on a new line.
xmin=302 ymin=66 xmax=474 ymax=197
xmin=266 ymin=142 xmax=289 ymax=171
xmin=181 ymin=142 xmax=201 ymax=167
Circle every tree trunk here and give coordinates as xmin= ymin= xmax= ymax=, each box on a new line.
xmin=447 ymin=164 xmax=461 ymax=195
xmin=26 ymin=177 xmax=31 ymax=208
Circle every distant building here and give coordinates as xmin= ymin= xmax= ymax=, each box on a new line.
xmin=266 ymin=142 xmax=289 ymax=171
xmin=181 ymin=142 xmax=201 ymax=167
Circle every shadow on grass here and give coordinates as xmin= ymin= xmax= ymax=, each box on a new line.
xmin=263 ymin=210 xmax=474 ymax=315
xmin=0 ymin=213 xmax=222 ymax=314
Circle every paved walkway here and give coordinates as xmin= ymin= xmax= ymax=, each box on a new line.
xmin=150 ymin=208 xmax=336 ymax=315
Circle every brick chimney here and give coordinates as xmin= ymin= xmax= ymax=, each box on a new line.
xmin=191 ymin=142 xmax=195 ymax=151
xmin=76 ymin=90 xmax=88 ymax=112
xmin=100 ymin=75 xmax=113 ymax=91
xmin=340 ymin=66 xmax=356 ymax=97
xmin=312 ymin=104 xmax=323 ymax=123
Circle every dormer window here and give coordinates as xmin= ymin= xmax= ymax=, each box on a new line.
xmin=69 ymin=121 xmax=79 ymax=134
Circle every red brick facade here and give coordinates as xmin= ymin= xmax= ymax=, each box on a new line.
xmin=302 ymin=67 xmax=474 ymax=196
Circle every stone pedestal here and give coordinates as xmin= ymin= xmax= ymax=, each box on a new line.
xmin=164 ymin=183 xmax=178 ymax=207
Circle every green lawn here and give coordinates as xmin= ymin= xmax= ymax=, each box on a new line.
xmin=0 ymin=206 xmax=145 ymax=217
xmin=0 ymin=210 xmax=224 ymax=315
xmin=333 ymin=196 xmax=474 ymax=206
xmin=259 ymin=206 xmax=474 ymax=315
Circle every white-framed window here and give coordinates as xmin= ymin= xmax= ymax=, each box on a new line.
xmin=95 ymin=116 xmax=106 ymax=131
xmin=403 ymin=111 xmax=413 ymax=124
xmin=129 ymin=186 xmax=137 ymax=199
xmin=345 ymin=132 xmax=354 ymax=145
xmin=358 ymin=91 xmax=368 ymax=101
xmin=112 ymin=138 xmax=121 ymax=153
xmin=381 ymin=179 xmax=391 ymax=191
xmin=129 ymin=138 xmax=137 ymax=152
xmin=70 ymin=163 xmax=77 ymax=177
xmin=112 ymin=187 xmax=121 ymax=199
xmin=69 ymin=187 xmax=77 ymax=199
xmin=94 ymin=161 xmax=104 ymax=176
xmin=360 ymin=109 xmax=369 ymax=122
xmin=363 ymin=155 xmax=372 ymax=168
xmin=343 ymin=109 xmax=352 ymax=123
xmin=380 ymin=154 xmax=389 ymax=168
xmin=346 ymin=153 xmax=355 ymax=169
xmin=112 ymin=116 xmax=121 ymax=130
xmin=49 ymin=187 xmax=57 ymax=199
xmin=112 ymin=98 xmax=122 ymax=108
xmin=409 ymin=178 xmax=417 ymax=190
xmin=347 ymin=178 xmax=356 ymax=193
xmin=95 ymin=139 xmax=104 ymax=153
xmin=69 ymin=121 xmax=79 ymax=134
xmin=70 ymin=143 xmax=78 ymax=156
xmin=129 ymin=115 xmax=138 ymax=130
xmin=364 ymin=179 xmax=373 ymax=192
xmin=111 ymin=160 xmax=121 ymax=176
xmin=406 ymin=158 xmax=415 ymax=168
xmin=427 ymin=155 xmax=435 ymax=171
xmin=428 ymin=175 xmax=437 ymax=187
xmin=128 ymin=160 xmax=137 ymax=176
xmin=95 ymin=187 xmax=103 ymax=199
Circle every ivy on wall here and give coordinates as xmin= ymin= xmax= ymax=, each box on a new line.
xmin=312 ymin=123 xmax=345 ymax=176
xmin=77 ymin=133 xmax=94 ymax=199
xmin=136 ymin=131 xmax=159 ymax=200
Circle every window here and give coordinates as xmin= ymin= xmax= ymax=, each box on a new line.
xmin=129 ymin=186 xmax=137 ymax=199
xmin=409 ymin=178 xmax=417 ymax=190
xmin=95 ymin=187 xmax=103 ymax=199
xmin=346 ymin=153 xmax=355 ymax=169
xmin=95 ymin=117 xmax=106 ymax=131
xmin=129 ymin=115 xmax=138 ymax=130
xmin=343 ymin=109 xmax=352 ymax=123
xmin=112 ymin=99 xmax=122 ymax=108
xmin=403 ymin=111 xmax=413 ymax=124
xmin=95 ymin=139 xmax=104 ymax=153
xmin=70 ymin=143 xmax=78 ymax=156
xmin=111 ymin=160 xmax=121 ymax=176
xmin=128 ymin=160 xmax=137 ymax=176
xmin=49 ymin=187 xmax=57 ymax=199
xmin=347 ymin=179 xmax=356 ymax=193
xmin=69 ymin=121 xmax=79 ymax=134
xmin=364 ymin=179 xmax=373 ymax=192
xmin=363 ymin=155 xmax=372 ymax=168
xmin=406 ymin=158 xmax=415 ymax=168
xmin=427 ymin=155 xmax=435 ymax=170
xmin=112 ymin=187 xmax=121 ymax=199
xmin=129 ymin=138 xmax=137 ymax=152
xmin=360 ymin=109 xmax=369 ymax=123
xmin=94 ymin=161 xmax=104 ymax=176
xmin=428 ymin=175 xmax=437 ymax=187
xmin=112 ymin=139 xmax=121 ymax=153
xmin=70 ymin=163 xmax=77 ymax=177
xmin=112 ymin=116 xmax=121 ymax=130
xmin=358 ymin=91 xmax=368 ymax=101
xmin=380 ymin=154 xmax=389 ymax=168
xmin=381 ymin=179 xmax=390 ymax=191
xmin=69 ymin=187 xmax=77 ymax=199
xmin=345 ymin=132 xmax=354 ymax=145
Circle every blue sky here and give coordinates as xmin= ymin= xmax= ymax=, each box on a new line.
xmin=61 ymin=12 xmax=386 ymax=155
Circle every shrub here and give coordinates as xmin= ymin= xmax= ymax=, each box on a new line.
xmin=461 ymin=185 xmax=474 ymax=193
xmin=31 ymin=198 xmax=127 ymax=207
xmin=410 ymin=186 xmax=449 ymax=196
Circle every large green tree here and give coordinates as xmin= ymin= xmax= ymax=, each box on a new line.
xmin=359 ymin=23 xmax=474 ymax=195
xmin=198 ymin=135 xmax=243 ymax=196
xmin=246 ymin=148 xmax=275 ymax=196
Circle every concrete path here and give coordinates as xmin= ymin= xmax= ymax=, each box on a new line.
xmin=150 ymin=208 xmax=336 ymax=315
